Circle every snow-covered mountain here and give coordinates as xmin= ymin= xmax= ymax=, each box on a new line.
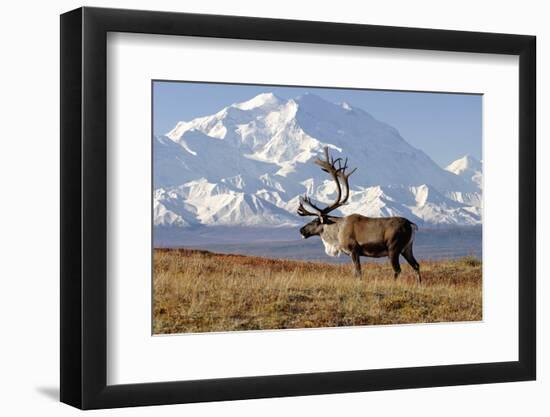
xmin=153 ymin=92 xmax=482 ymax=229
xmin=445 ymin=155 xmax=482 ymax=189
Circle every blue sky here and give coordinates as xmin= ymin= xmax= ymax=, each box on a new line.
xmin=153 ymin=81 xmax=482 ymax=167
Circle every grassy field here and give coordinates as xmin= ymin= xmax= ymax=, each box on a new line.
xmin=153 ymin=248 xmax=482 ymax=334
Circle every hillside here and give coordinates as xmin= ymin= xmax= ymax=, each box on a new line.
xmin=153 ymin=249 xmax=482 ymax=334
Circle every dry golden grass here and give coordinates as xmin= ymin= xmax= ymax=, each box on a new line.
xmin=153 ymin=248 xmax=482 ymax=334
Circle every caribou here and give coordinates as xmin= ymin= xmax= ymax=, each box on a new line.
xmin=298 ymin=147 xmax=422 ymax=283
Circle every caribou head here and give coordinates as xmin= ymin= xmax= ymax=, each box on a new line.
xmin=298 ymin=147 xmax=356 ymax=238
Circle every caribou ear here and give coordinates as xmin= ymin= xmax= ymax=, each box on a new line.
xmin=320 ymin=215 xmax=335 ymax=225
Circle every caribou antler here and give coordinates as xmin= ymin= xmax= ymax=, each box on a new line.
xmin=297 ymin=195 xmax=329 ymax=217
xmin=296 ymin=147 xmax=357 ymax=218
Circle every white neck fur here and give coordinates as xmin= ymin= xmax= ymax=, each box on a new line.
xmin=321 ymin=235 xmax=341 ymax=257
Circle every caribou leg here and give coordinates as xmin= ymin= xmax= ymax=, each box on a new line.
xmin=351 ymin=250 xmax=362 ymax=277
xmin=389 ymin=251 xmax=401 ymax=280
xmin=401 ymin=245 xmax=422 ymax=284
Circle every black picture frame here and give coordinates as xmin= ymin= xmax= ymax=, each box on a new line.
xmin=60 ymin=6 xmax=536 ymax=410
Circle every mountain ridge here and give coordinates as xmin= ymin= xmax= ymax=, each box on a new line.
xmin=154 ymin=93 xmax=482 ymax=229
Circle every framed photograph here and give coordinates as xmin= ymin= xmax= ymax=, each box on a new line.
xmin=60 ymin=6 xmax=536 ymax=409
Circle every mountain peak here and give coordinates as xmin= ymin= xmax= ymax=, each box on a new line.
xmin=445 ymin=155 xmax=482 ymax=189
xmin=233 ymin=92 xmax=282 ymax=111
xmin=340 ymin=101 xmax=353 ymax=111
xmin=446 ymin=155 xmax=481 ymax=173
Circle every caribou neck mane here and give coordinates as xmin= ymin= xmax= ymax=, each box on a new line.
xmin=320 ymin=217 xmax=344 ymax=257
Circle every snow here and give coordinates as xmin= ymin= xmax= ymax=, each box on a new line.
xmin=446 ymin=155 xmax=483 ymax=189
xmin=154 ymin=93 xmax=482 ymax=228
xmin=232 ymin=92 xmax=282 ymax=111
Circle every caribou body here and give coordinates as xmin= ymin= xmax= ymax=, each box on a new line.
xmin=298 ymin=148 xmax=421 ymax=283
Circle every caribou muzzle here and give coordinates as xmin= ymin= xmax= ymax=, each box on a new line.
xmin=299 ymin=225 xmax=311 ymax=239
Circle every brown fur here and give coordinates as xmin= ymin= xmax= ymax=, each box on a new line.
xmin=301 ymin=214 xmax=421 ymax=282
xmin=297 ymin=147 xmax=421 ymax=282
